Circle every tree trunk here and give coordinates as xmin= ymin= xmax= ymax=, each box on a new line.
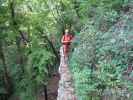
xmin=44 ymin=35 xmax=60 ymax=62
xmin=16 ymin=36 xmax=25 ymax=74
xmin=44 ymin=85 xmax=48 ymax=100
xmin=0 ymin=40 xmax=13 ymax=97
xmin=39 ymin=29 xmax=60 ymax=62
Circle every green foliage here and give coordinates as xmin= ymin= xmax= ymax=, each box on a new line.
xmin=0 ymin=0 xmax=59 ymax=99
xmin=69 ymin=1 xmax=133 ymax=99
xmin=0 ymin=0 xmax=133 ymax=99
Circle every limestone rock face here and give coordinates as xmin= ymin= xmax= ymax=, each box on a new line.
xmin=57 ymin=47 xmax=77 ymax=100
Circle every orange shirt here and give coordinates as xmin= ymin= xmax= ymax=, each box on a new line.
xmin=62 ymin=34 xmax=74 ymax=45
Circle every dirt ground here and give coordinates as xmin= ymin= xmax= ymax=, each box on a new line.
xmin=38 ymin=73 xmax=60 ymax=100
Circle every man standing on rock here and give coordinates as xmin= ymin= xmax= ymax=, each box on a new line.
xmin=61 ymin=29 xmax=74 ymax=58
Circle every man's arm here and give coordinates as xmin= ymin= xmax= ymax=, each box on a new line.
xmin=61 ymin=36 xmax=64 ymax=43
xmin=62 ymin=41 xmax=71 ymax=43
xmin=61 ymin=36 xmax=71 ymax=43
xmin=70 ymin=35 xmax=74 ymax=42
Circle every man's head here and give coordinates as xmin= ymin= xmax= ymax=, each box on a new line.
xmin=65 ymin=29 xmax=69 ymax=34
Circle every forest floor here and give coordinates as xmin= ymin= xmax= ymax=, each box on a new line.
xmin=38 ymin=73 xmax=60 ymax=100
xmin=9 ymin=73 xmax=59 ymax=100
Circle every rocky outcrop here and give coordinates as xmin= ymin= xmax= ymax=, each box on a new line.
xmin=57 ymin=47 xmax=77 ymax=100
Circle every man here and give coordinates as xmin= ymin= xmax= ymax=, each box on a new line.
xmin=61 ymin=29 xmax=74 ymax=57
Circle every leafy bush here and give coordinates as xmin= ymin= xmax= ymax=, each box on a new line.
xmin=69 ymin=5 xmax=133 ymax=100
